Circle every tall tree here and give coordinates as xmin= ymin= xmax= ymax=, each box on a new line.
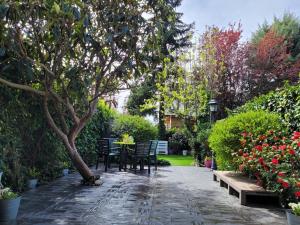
xmin=126 ymin=0 xmax=193 ymax=139
xmin=0 ymin=1 xmax=153 ymax=184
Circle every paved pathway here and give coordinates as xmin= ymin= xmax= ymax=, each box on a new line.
xmin=17 ymin=167 xmax=286 ymax=225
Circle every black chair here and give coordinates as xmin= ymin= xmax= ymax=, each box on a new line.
xmin=132 ymin=140 xmax=158 ymax=174
xmin=132 ymin=142 xmax=149 ymax=173
xmin=96 ymin=138 xmax=120 ymax=172
xmin=148 ymin=140 xmax=158 ymax=173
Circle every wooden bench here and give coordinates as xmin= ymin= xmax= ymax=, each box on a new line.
xmin=213 ymin=171 xmax=277 ymax=205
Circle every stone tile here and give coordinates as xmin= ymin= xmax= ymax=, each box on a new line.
xmin=17 ymin=166 xmax=286 ymax=225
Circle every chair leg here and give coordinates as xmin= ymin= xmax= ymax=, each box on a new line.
xmin=134 ymin=158 xmax=137 ymax=173
xmin=96 ymin=156 xmax=99 ymax=170
xmin=155 ymin=156 xmax=158 ymax=171
xmin=148 ymin=157 xmax=151 ymax=174
xmin=105 ymin=155 xmax=108 ymax=172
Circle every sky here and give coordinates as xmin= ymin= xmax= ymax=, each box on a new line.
xmin=178 ymin=0 xmax=300 ymax=40
xmin=117 ymin=0 xmax=300 ymax=114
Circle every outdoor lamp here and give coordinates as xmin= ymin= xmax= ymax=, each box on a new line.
xmin=208 ymin=99 xmax=218 ymax=112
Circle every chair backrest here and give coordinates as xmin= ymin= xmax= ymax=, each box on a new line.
xmin=149 ymin=140 xmax=158 ymax=155
xmin=135 ymin=142 xmax=149 ymax=157
xmin=99 ymin=138 xmax=110 ymax=154
xmin=156 ymin=141 xmax=168 ymax=154
xmin=107 ymin=138 xmax=118 ymax=147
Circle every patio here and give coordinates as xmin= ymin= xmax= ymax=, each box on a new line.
xmin=17 ymin=166 xmax=286 ymax=225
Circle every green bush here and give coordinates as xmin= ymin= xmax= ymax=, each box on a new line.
xmin=77 ymin=101 xmax=115 ymax=165
xmin=235 ymin=83 xmax=300 ymax=131
xmin=0 ymin=88 xmax=114 ymax=190
xmin=112 ymin=114 xmax=157 ymax=142
xmin=168 ymin=129 xmax=189 ymax=154
xmin=208 ymin=111 xmax=284 ymax=170
xmin=195 ymin=122 xmax=211 ymax=164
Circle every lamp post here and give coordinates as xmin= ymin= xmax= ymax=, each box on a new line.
xmin=208 ymin=98 xmax=218 ymax=170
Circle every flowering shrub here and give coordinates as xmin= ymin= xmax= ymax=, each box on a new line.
xmin=235 ymin=130 xmax=300 ymax=205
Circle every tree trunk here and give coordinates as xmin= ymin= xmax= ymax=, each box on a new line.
xmin=158 ymin=95 xmax=166 ymax=140
xmin=66 ymin=140 xmax=95 ymax=181
xmin=43 ymin=97 xmax=98 ymax=184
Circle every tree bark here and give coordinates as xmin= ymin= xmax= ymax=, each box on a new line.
xmin=158 ymin=95 xmax=166 ymax=140
xmin=43 ymin=94 xmax=97 ymax=183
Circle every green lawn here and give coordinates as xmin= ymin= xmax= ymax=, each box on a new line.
xmin=157 ymin=155 xmax=194 ymax=166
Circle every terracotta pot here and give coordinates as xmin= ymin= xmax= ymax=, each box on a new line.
xmin=204 ymin=160 xmax=212 ymax=168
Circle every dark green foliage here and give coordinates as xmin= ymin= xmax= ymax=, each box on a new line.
xmin=76 ymin=101 xmax=115 ymax=166
xmin=236 ymin=83 xmax=300 ymax=131
xmin=208 ymin=111 xmax=283 ymax=170
xmin=195 ymin=122 xmax=211 ymax=164
xmin=168 ymin=129 xmax=189 ymax=154
xmin=112 ymin=114 xmax=157 ymax=142
xmin=126 ymin=80 xmax=156 ymax=116
xmin=0 ymin=88 xmax=114 ymax=190
xmin=156 ymin=159 xmax=171 ymax=166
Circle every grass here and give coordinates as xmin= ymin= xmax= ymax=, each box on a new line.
xmin=157 ymin=155 xmax=194 ymax=166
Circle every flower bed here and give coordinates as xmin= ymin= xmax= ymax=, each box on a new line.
xmin=234 ymin=130 xmax=300 ymax=205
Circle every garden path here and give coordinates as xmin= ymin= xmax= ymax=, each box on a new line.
xmin=17 ymin=166 xmax=286 ymax=225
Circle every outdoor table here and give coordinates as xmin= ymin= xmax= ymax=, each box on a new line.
xmin=113 ymin=142 xmax=135 ymax=171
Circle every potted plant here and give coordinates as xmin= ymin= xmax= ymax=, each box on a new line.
xmin=62 ymin=161 xmax=71 ymax=176
xmin=27 ymin=167 xmax=40 ymax=189
xmin=204 ymin=156 xmax=212 ymax=168
xmin=0 ymin=188 xmax=21 ymax=223
xmin=0 ymin=171 xmax=3 ymax=189
xmin=286 ymin=202 xmax=300 ymax=225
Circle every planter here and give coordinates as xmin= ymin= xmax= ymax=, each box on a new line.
xmin=204 ymin=160 xmax=212 ymax=168
xmin=0 ymin=172 xmax=3 ymax=188
xmin=286 ymin=209 xmax=300 ymax=225
xmin=62 ymin=169 xmax=69 ymax=176
xmin=182 ymin=150 xmax=188 ymax=156
xmin=0 ymin=196 xmax=21 ymax=223
xmin=27 ymin=179 xmax=38 ymax=189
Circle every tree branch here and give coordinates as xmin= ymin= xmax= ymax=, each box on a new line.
xmin=0 ymin=77 xmax=45 ymax=96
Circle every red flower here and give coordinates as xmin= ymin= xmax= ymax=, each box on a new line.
xmin=272 ymin=145 xmax=277 ymax=150
xmin=279 ymin=145 xmax=286 ymax=151
xmin=241 ymin=132 xmax=247 ymax=137
xmin=295 ymin=191 xmax=300 ymax=198
xmin=298 ymin=142 xmax=300 ymax=147
xmin=293 ymin=131 xmax=300 ymax=140
xmin=262 ymin=143 xmax=269 ymax=148
xmin=272 ymin=158 xmax=279 ymax=165
xmin=289 ymin=149 xmax=296 ymax=155
xmin=258 ymin=157 xmax=264 ymax=164
xmin=277 ymin=178 xmax=283 ymax=184
xmin=239 ymin=164 xmax=245 ymax=172
xmin=297 ymin=182 xmax=300 ymax=188
xmin=243 ymin=153 xmax=249 ymax=158
xmin=259 ymin=135 xmax=267 ymax=140
xmin=278 ymin=172 xmax=285 ymax=177
xmin=282 ymin=181 xmax=289 ymax=188
xmin=274 ymin=136 xmax=279 ymax=141
xmin=255 ymin=145 xmax=263 ymax=151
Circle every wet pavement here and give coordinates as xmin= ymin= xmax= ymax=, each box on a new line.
xmin=17 ymin=166 xmax=286 ymax=225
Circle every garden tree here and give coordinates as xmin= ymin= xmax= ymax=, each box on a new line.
xmin=127 ymin=0 xmax=193 ymax=139
xmin=248 ymin=30 xmax=300 ymax=96
xmin=246 ymin=13 xmax=300 ymax=97
xmin=0 ymin=0 xmax=155 ymax=184
xmin=144 ymin=55 xmax=209 ymax=159
xmin=195 ymin=24 xmax=249 ymax=117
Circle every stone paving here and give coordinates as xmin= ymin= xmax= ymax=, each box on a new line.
xmin=17 ymin=166 xmax=286 ymax=225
